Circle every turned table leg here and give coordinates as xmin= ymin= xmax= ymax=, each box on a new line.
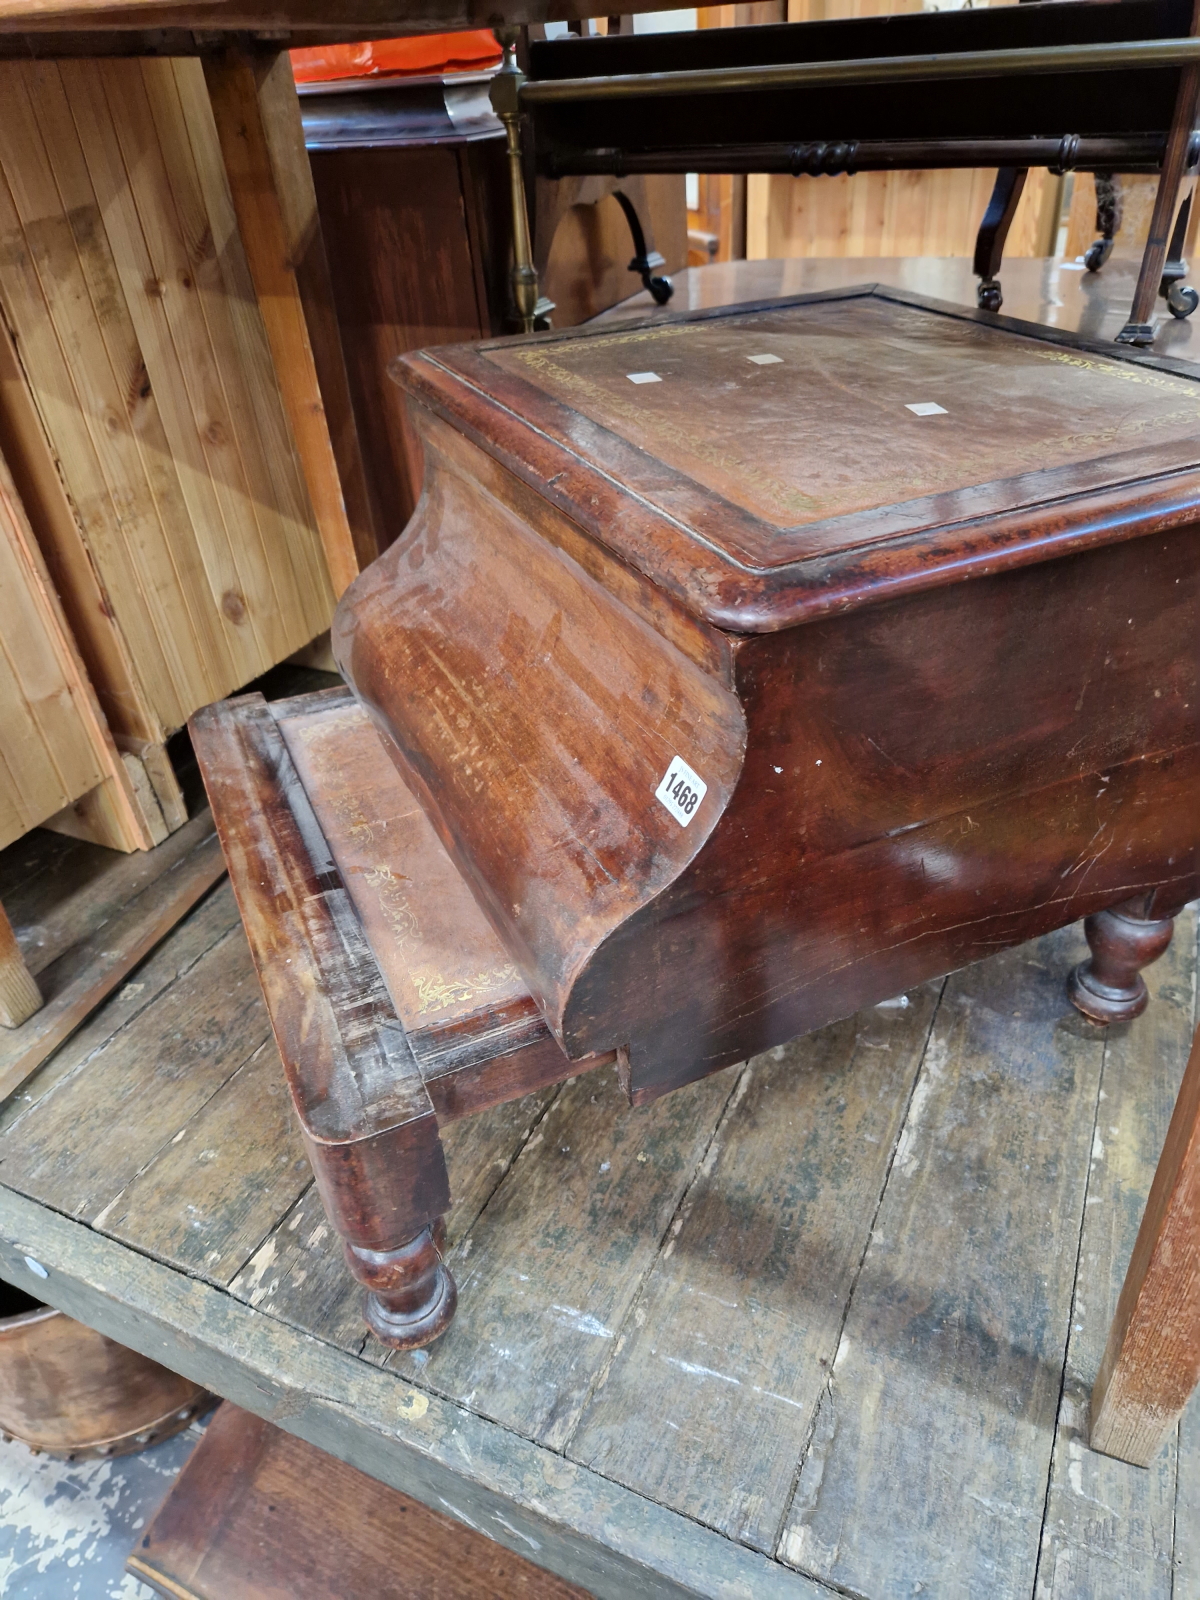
xmin=1067 ymin=895 xmax=1176 ymax=1024
xmin=1090 ymin=1021 xmax=1200 ymax=1465
xmin=345 ymin=1220 xmax=457 ymax=1349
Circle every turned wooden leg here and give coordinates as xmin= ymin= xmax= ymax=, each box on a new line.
xmin=345 ymin=1219 xmax=457 ymax=1349
xmin=1067 ymin=897 xmax=1175 ymax=1024
xmin=0 ymin=901 xmax=40 ymax=1030
xmin=1091 ymin=1021 xmax=1200 ymax=1465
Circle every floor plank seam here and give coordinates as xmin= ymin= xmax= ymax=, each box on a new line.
xmin=0 ymin=1171 xmax=1013 ymax=1597
xmin=221 ymin=1174 xmax=318 ymax=1295
xmin=85 ymin=1032 xmax=278 ymax=1243
xmin=0 ymin=1182 xmax=326 ymax=1310
xmin=1029 ymin=1014 xmax=1113 ymax=1600
xmin=768 ymin=978 xmax=949 ymax=1567
xmin=20 ymin=823 xmax=222 ymax=982
xmin=81 ymin=1027 xmax=274 ymax=1232
xmin=0 ymin=893 xmax=242 ymax=1141
xmin=555 ymin=1059 xmax=757 ymax=1460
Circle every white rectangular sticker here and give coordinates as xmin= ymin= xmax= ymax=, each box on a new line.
xmin=905 ymin=401 xmax=947 ymax=416
xmin=655 ymin=756 xmax=707 ymax=827
xmin=627 ymin=371 xmax=662 ymax=384
xmin=747 ymin=353 xmax=783 ymax=365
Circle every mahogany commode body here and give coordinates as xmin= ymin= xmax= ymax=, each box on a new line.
xmin=337 ymin=287 xmax=1200 ymax=1102
xmin=197 ymin=286 xmax=1200 ymax=1347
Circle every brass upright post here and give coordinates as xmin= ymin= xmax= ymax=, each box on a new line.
xmin=491 ymin=30 xmax=540 ymax=334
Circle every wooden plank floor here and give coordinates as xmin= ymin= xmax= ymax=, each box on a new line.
xmin=0 ymin=806 xmax=1194 ymax=1596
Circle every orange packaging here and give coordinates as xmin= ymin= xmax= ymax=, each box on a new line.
xmin=291 ymin=31 xmax=502 ymax=85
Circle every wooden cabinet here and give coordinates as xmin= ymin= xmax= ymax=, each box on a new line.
xmin=0 ymin=429 xmax=160 ymax=1026
xmin=309 ymin=134 xmax=510 ymax=533
xmin=0 ymin=449 xmax=125 ymax=856
xmin=304 ymin=80 xmax=685 ymax=534
xmin=0 ymin=57 xmax=339 ymax=817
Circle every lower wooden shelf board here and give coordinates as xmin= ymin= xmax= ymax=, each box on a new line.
xmin=0 ymin=811 xmax=226 ymax=1100
xmin=129 ymin=1401 xmax=591 ymax=1600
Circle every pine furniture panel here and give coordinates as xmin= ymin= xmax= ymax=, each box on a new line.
xmin=0 ymin=56 xmax=338 ymax=756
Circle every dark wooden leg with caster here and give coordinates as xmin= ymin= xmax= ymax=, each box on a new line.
xmin=1160 ymin=190 xmax=1200 ymax=319
xmin=1067 ymin=894 xmax=1176 ymax=1024
xmin=974 ymin=166 xmax=1027 ymax=313
xmin=1084 ymin=172 xmax=1121 ymax=272
xmin=613 ymin=187 xmax=674 ymax=306
xmin=1117 ymin=0 xmax=1200 ymax=345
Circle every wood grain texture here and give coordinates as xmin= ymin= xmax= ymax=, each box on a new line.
xmin=43 ymin=753 xmax=168 ymax=853
xmin=388 ymin=1062 xmax=739 ymax=1448
xmin=230 ymin=1087 xmax=561 ymax=1357
xmin=0 ymin=406 xmax=154 ymax=854
xmin=0 ymin=276 xmax=154 ymax=756
xmin=0 ymin=877 xmax=244 ymax=1142
xmin=0 ymin=865 xmax=1194 ymax=1594
xmin=537 ymin=174 xmax=688 ymax=331
xmin=130 ymin=1401 xmax=591 ymax=1600
xmin=0 ymin=1187 xmax=837 ymax=1600
xmin=0 ymin=820 xmax=225 ymax=1099
xmin=0 ymin=58 xmax=209 ymax=740
xmin=1089 ymin=986 xmax=1200 ymax=1465
xmin=567 ymin=986 xmax=940 ymax=1552
xmin=420 ymin=294 xmax=1200 ymax=593
xmin=94 ymin=1037 xmax=311 ymax=1283
xmin=0 ymin=903 xmax=40 ymax=1030
xmin=747 ymin=161 xmax=1060 ymax=266
xmin=1034 ymin=908 xmax=1195 ymax=1596
xmin=276 ymin=692 xmax=596 ymax=1115
xmin=339 ymin=295 xmax=1200 ymax=1098
xmin=203 ymin=46 xmax=376 ymax=592
xmin=0 ymin=916 xmax=268 ymax=1218
xmin=775 ymin=926 xmax=1108 ymax=1598
xmin=190 ymin=694 xmax=451 ymax=1254
xmin=63 ymin=57 xmax=318 ymax=680
xmin=0 ymin=57 xmax=335 ymax=742
xmin=310 ymin=141 xmax=499 ymax=533
xmin=2 ymin=810 xmax=210 ymax=981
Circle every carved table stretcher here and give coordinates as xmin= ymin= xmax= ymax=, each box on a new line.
xmin=198 ymin=287 xmax=1200 ymax=1348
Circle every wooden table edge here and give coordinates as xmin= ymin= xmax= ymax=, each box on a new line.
xmin=0 ymin=1187 xmax=835 ymax=1600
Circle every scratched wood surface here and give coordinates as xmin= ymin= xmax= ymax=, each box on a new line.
xmin=0 ymin=792 xmax=1196 ymax=1596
